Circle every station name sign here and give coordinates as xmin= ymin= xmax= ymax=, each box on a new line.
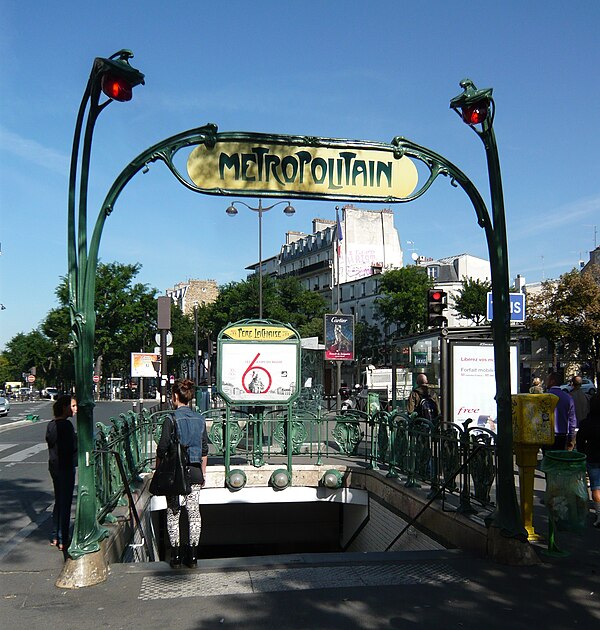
xmin=187 ymin=133 xmax=418 ymax=201
xmin=222 ymin=324 xmax=296 ymax=341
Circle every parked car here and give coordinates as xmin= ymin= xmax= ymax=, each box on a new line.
xmin=0 ymin=396 xmax=10 ymax=416
xmin=560 ymin=377 xmax=597 ymax=396
xmin=43 ymin=387 xmax=59 ymax=400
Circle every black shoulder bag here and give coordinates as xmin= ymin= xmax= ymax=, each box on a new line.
xmin=149 ymin=418 xmax=192 ymax=496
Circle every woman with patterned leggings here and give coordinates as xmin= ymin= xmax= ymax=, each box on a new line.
xmin=156 ymin=379 xmax=208 ymax=568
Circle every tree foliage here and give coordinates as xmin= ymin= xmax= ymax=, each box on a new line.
xmin=375 ymin=267 xmax=432 ymax=335
xmin=355 ymin=321 xmax=383 ymax=364
xmin=2 ymin=330 xmax=55 ymax=386
xmin=453 ymin=277 xmax=491 ymax=326
xmin=197 ymin=275 xmax=328 ymax=340
xmin=51 ymin=262 xmax=159 ymax=379
xmin=0 ymin=262 xmax=162 ymax=389
xmin=526 ymin=265 xmax=600 ymax=380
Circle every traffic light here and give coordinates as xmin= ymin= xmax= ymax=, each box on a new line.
xmin=427 ymin=289 xmax=448 ymax=328
xmin=95 ymin=50 xmax=145 ymax=102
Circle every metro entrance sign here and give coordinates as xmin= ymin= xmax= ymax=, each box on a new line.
xmin=187 ymin=133 xmax=419 ymax=202
xmin=486 ymin=292 xmax=526 ymax=323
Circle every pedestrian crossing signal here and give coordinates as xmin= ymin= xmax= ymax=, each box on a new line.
xmin=427 ymin=289 xmax=448 ymax=328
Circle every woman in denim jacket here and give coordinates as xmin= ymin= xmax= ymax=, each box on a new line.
xmin=157 ymin=379 xmax=208 ymax=567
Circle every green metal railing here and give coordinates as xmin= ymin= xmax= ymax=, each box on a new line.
xmin=92 ymin=400 xmax=498 ymax=524
xmin=93 ymin=407 xmax=169 ymax=522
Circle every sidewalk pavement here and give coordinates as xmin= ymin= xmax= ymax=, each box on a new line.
xmin=1 ymin=471 xmax=598 ymax=629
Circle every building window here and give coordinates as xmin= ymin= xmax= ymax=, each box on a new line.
xmin=428 ymin=266 xmax=439 ymax=280
xmin=361 ymin=282 xmax=366 ymax=297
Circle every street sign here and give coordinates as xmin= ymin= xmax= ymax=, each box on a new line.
xmin=93 ymin=374 xmax=100 ymax=383
xmin=486 ymin=292 xmax=526 ymax=323
xmin=187 ymin=134 xmax=419 ymax=201
xmin=155 ymin=331 xmax=173 ymax=346
xmin=27 ymin=374 xmax=36 ymax=383
xmin=154 ymin=346 xmax=174 ymax=355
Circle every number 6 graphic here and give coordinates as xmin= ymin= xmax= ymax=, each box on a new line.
xmin=242 ymin=352 xmax=272 ymax=394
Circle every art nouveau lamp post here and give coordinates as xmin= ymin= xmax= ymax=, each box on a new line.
xmin=58 ymin=51 xmax=144 ymax=588
xmin=450 ymin=80 xmax=526 ymax=542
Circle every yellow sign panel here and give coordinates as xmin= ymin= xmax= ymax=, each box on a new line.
xmin=222 ymin=324 xmax=296 ymax=342
xmin=187 ymin=138 xmax=418 ymax=200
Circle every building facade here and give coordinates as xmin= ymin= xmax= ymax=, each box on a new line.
xmin=166 ymin=279 xmax=219 ymax=316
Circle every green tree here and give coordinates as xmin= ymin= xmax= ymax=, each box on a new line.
xmin=198 ymin=275 xmax=328 ymax=340
xmin=375 ymin=267 xmax=432 ymax=335
xmin=44 ymin=262 xmax=159 ymax=383
xmin=2 ymin=330 xmax=55 ymax=386
xmin=453 ymin=277 xmax=491 ymax=325
xmin=527 ymin=265 xmax=600 ymax=380
xmin=0 ymin=354 xmax=12 ymax=386
xmin=355 ymin=321 xmax=383 ymax=365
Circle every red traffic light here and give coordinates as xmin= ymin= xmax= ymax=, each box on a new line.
xmin=461 ymin=101 xmax=488 ymax=125
xmin=101 ymin=73 xmax=133 ymax=102
xmin=431 ymin=291 xmax=443 ymax=302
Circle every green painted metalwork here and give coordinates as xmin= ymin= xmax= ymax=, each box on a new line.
xmin=332 ymin=410 xmax=365 ymax=456
xmin=273 ymin=419 xmax=307 ymax=455
xmin=92 ymin=408 xmax=157 ymax=523
xmin=469 ymin=429 xmax=497 ymax=505
xmin=69 ymin=57 xmax=522 ymax=556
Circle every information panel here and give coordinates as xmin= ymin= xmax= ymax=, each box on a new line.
xmin=217 ymin=320 xmax=300 ymax=405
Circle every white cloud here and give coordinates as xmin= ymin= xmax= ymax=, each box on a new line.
xmin=0 ymin=126 xmax=69 ymax=175
xmin=510 ymin=195 xmax=600 ymax=241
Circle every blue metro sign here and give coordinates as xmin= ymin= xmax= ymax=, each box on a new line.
xmin=486 ymin=292 xmax=526 ymax=323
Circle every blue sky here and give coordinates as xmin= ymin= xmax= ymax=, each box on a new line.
xmin=1 ymin=1 xmax=599 ymax=350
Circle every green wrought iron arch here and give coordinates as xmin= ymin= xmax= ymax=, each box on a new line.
xmin=64 ymin=56 xmax=527 ymax=587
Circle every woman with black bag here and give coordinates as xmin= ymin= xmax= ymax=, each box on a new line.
xmin=156 ymin=379 xmax=208 ymax=568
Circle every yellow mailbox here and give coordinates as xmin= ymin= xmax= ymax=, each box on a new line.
xmin=512 ymin=393 xmax=556 ymax=445
xmin=512 ymin=393 xmax=558 ymax=540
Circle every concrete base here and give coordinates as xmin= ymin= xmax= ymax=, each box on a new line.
xmin=55 ymin=545 xmax=109 ymax=589
xmin=486 ymin=525 xmax=541 ymax=566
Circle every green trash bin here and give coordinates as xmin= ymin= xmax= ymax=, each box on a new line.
xmin=541 ymin=450 xmax=588 ymax=533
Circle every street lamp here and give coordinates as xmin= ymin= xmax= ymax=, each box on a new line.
xmin=225 ymin=199 xmax=295 ymax=319
xmin=450 ymin=79 xmax=526 ymax=542
xmin=59 ymin=50 xmax=144 ymax=588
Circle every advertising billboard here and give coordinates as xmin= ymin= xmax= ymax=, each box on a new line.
xmin=220 ymin=344 xmax=298 ymax=404
xmin=451 ymin=343 xmax=518 ymax=431
xmin=131 ymin=352 xmax=160 ymax=378
xmin=324 ymin=313 xmax=354 ymax=361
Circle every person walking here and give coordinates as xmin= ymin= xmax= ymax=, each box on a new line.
xmin=570 ymin=375 xmax=591 ymax=427
xmin=406 ymin=373 xmax=440 ymax=420
xmin=156 ymin=379 xmax=208 ymax=568
xmin=575 ymin=393 xmax=600 ymax=528
xmin=529 ymin=377 xmax=544 ymax=394
xmin=546 ymin=372 xmax=577 ymax=450
xmin=46 ymin=395 xmax=77 ymax=551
